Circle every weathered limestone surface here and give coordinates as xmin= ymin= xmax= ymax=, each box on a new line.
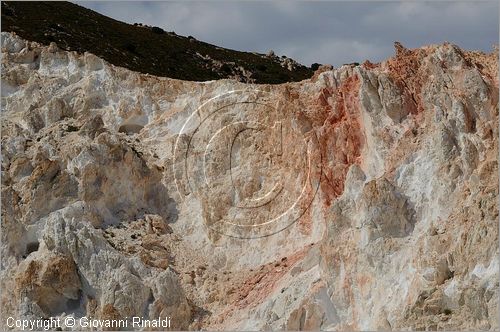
xmin=1 ymin=32 xmax=498 ymax=330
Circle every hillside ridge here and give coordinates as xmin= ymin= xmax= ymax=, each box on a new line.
xmin=1 ymin=1 xmax=314 ymax=84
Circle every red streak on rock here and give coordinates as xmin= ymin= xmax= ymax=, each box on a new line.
xmin=211 ymin=248 xmax=310 ymax=326
xmin=233 ymin=249 xmax=307 ymax=309
xmin=316 ymin=74 xmax=363 ymax=206
xmin=386 ymin=46 xmax=426 ymax=116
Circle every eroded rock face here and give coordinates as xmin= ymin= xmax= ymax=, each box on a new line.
xmin=1 ymin=32 xmax=498 ymax=330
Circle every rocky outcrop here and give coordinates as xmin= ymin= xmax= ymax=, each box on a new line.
xmin=1 ymin=32 xmax=498 ymax=330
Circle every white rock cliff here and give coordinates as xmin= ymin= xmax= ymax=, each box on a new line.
xmin=1 ymin=32 xmax=498 ymax=330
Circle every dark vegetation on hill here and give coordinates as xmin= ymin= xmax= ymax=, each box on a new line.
xmin=1 ymin=1 xmax=315 ymax=84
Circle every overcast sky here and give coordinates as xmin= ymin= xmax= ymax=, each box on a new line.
xmin=76 ymin=1 xmax=498 ymax=67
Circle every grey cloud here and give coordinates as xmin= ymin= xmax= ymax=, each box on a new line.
xmin=76 ymin=1 xmax=498 ymax=67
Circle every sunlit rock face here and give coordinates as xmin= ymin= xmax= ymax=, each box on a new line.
xmin=1 ymin=31 xmax=498 ymax=330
